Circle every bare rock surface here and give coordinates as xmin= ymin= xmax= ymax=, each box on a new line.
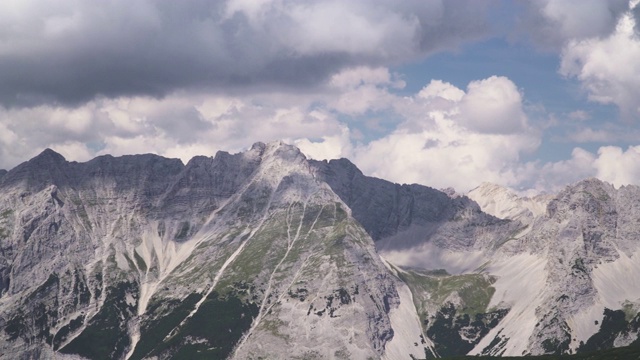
xmin=0 ymin=144 xmax=639 ymax=359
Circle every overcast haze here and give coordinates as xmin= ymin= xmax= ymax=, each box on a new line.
xmin=1 ymin=0 xmax=640 ymax=193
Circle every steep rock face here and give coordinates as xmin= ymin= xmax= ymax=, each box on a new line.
xmin=311 ymin=161 xmax=640 ymax=357
xmin=0 ymin=143 xmax=427 ymax=359
xmin=466 ymin=179 xmax=640 ymax=356
xmin=1 ymin=148 xmax=70 ymax=190
xmin=3 ymin=144 xmax=640 ymax=359
xmin=311 ymin=159 xmax=521 ymax=357
xmin=157 ymin=143 xmax=265 ymax=219
xmin=311 ymin=159 xmax=516 ymax=254
xmin=310 ymin=158 xmax=460 ymax=241
xmin=0 ymin=150 xmax=200 ymax=358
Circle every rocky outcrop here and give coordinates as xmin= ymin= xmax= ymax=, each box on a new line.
xmin=1 ymin=144 xmax=640 ymax=359
xmin=311 ymin=158 xmax=516 ymax=253
xmin=0 ymin=143 xmax=426 ymax=359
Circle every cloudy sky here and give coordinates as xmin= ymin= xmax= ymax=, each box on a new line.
xmin=1 ymin=0 xmax=640 ymax=193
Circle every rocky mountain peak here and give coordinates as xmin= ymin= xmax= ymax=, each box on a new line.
xmin=33 ymin=148 xmax=67 ymax=163
xmin=547 ymin=177 xmax=616 ymax=220
xmin=0 ymin=148 xmax=70 ymax=190
xmin=244 ymin=141 xmax=311 ymax=190
xmin=468 ymin=182 xmax=552 ymax=224
xmin=569 ymin=176 xmax=614 ymax=193
xmin=262 ymin=140 xmax=306 ymax=162
xmin=2 ymin=143 xmax=640 ymax=359
xmin=249 ymin=141 xmax=267 ymax=152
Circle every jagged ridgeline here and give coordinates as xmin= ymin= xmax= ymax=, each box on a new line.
xmin=1 ymin=141 xmax=640 ymax=359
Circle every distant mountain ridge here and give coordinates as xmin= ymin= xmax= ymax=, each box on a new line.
xmin=467 ymin=183 xmax=554 ymax=226
xmin=1 ymin=142 xmax=640 ymax=359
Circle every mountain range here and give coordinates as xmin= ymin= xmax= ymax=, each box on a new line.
xmin=1 ymin=141 xmax=640 ymax=359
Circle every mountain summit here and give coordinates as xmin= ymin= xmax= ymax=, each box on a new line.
xmin=1 ymin=142 xmax=640 ymax=359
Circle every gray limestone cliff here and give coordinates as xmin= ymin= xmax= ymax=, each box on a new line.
xmin=1 ymin=144 xmax=640 ymax=359
xmin=0 ymin=143 xmax=428 ymax=359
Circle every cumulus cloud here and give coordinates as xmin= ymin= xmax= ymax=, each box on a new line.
xmin=529 ymin=148 xmax=597 ymax=191
xmin=328 ymin=67 xmax=402 ymax=115
xmin=1 ymin=60 xmax=638 ymax=194
xmin=294 ymin=127 xmax=353 ymax=161
xmin=560 ymin=2 xmax=640 ymax=120
xmin=524 ymin=145 xmax=640 ymax=191
xmin=593 ymin=146 xmax=640 ymax=187
xmin=338 ymin=77 xmax=541 ymax=192
xmin=307 ymin=71 xmax=640 ymax=192
xmin=458 ymin=76 xmax=528 ymax=134
xmin=0 ymin=0 xmax=494 ymax=107
xmin=517 ymin=0 xmax=629 ymax=49
xmin=417 ymin=80 xmax=464 ymax=102
xmin=353 ymin=128 xmax=539 ymax=192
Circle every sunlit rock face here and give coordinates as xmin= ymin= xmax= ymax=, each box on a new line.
xmin=0 ymin=142 xmax=426 ymax=360
xmin=1 ymin=142 xmax=640 ymax=359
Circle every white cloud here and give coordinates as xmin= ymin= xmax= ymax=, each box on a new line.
xmin=458 ymin=76 xmax=528 ymax=134
xmin=560 ymin=5 xmax=640 ymax=120
xmin=1 ymin=71 xmax=541 ymax=193
xmin=340 ymin=77 xmax=541 ymax=192
xmin=49 ymin=141 xmax=94 ymax=163
xmin=294 ymin=127 xmax=353 ymax=161
xmin=593 ymin=145 xmax=640 ymax=187
xmin=526 ymin=145 xmax=640 ymax=191
xmin=97 ymin=94 xmax=345 ymax=164
xmin=0 ymin=88 xmax=345 ymax=169
xmin=1 ymin=63 xmax=639 ymax=195
xmin=353 ymin=120 xmax=539 ymax=192
xmin=417 ymin=80 xmax=464 ymax=102
xmin=281 ymin=1 xmax=419 ymax=58
xmin=530 ymin=147 xmax=597 ymax=191
xmin=327 ymin=67 xmax=404 ymax=115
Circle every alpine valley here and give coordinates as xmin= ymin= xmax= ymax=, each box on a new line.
xmin=1 ymin=141 xmax=640 ymax=359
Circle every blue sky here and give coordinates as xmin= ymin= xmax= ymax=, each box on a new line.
xmin=0 ymin=0 xmax=639 ymax=192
